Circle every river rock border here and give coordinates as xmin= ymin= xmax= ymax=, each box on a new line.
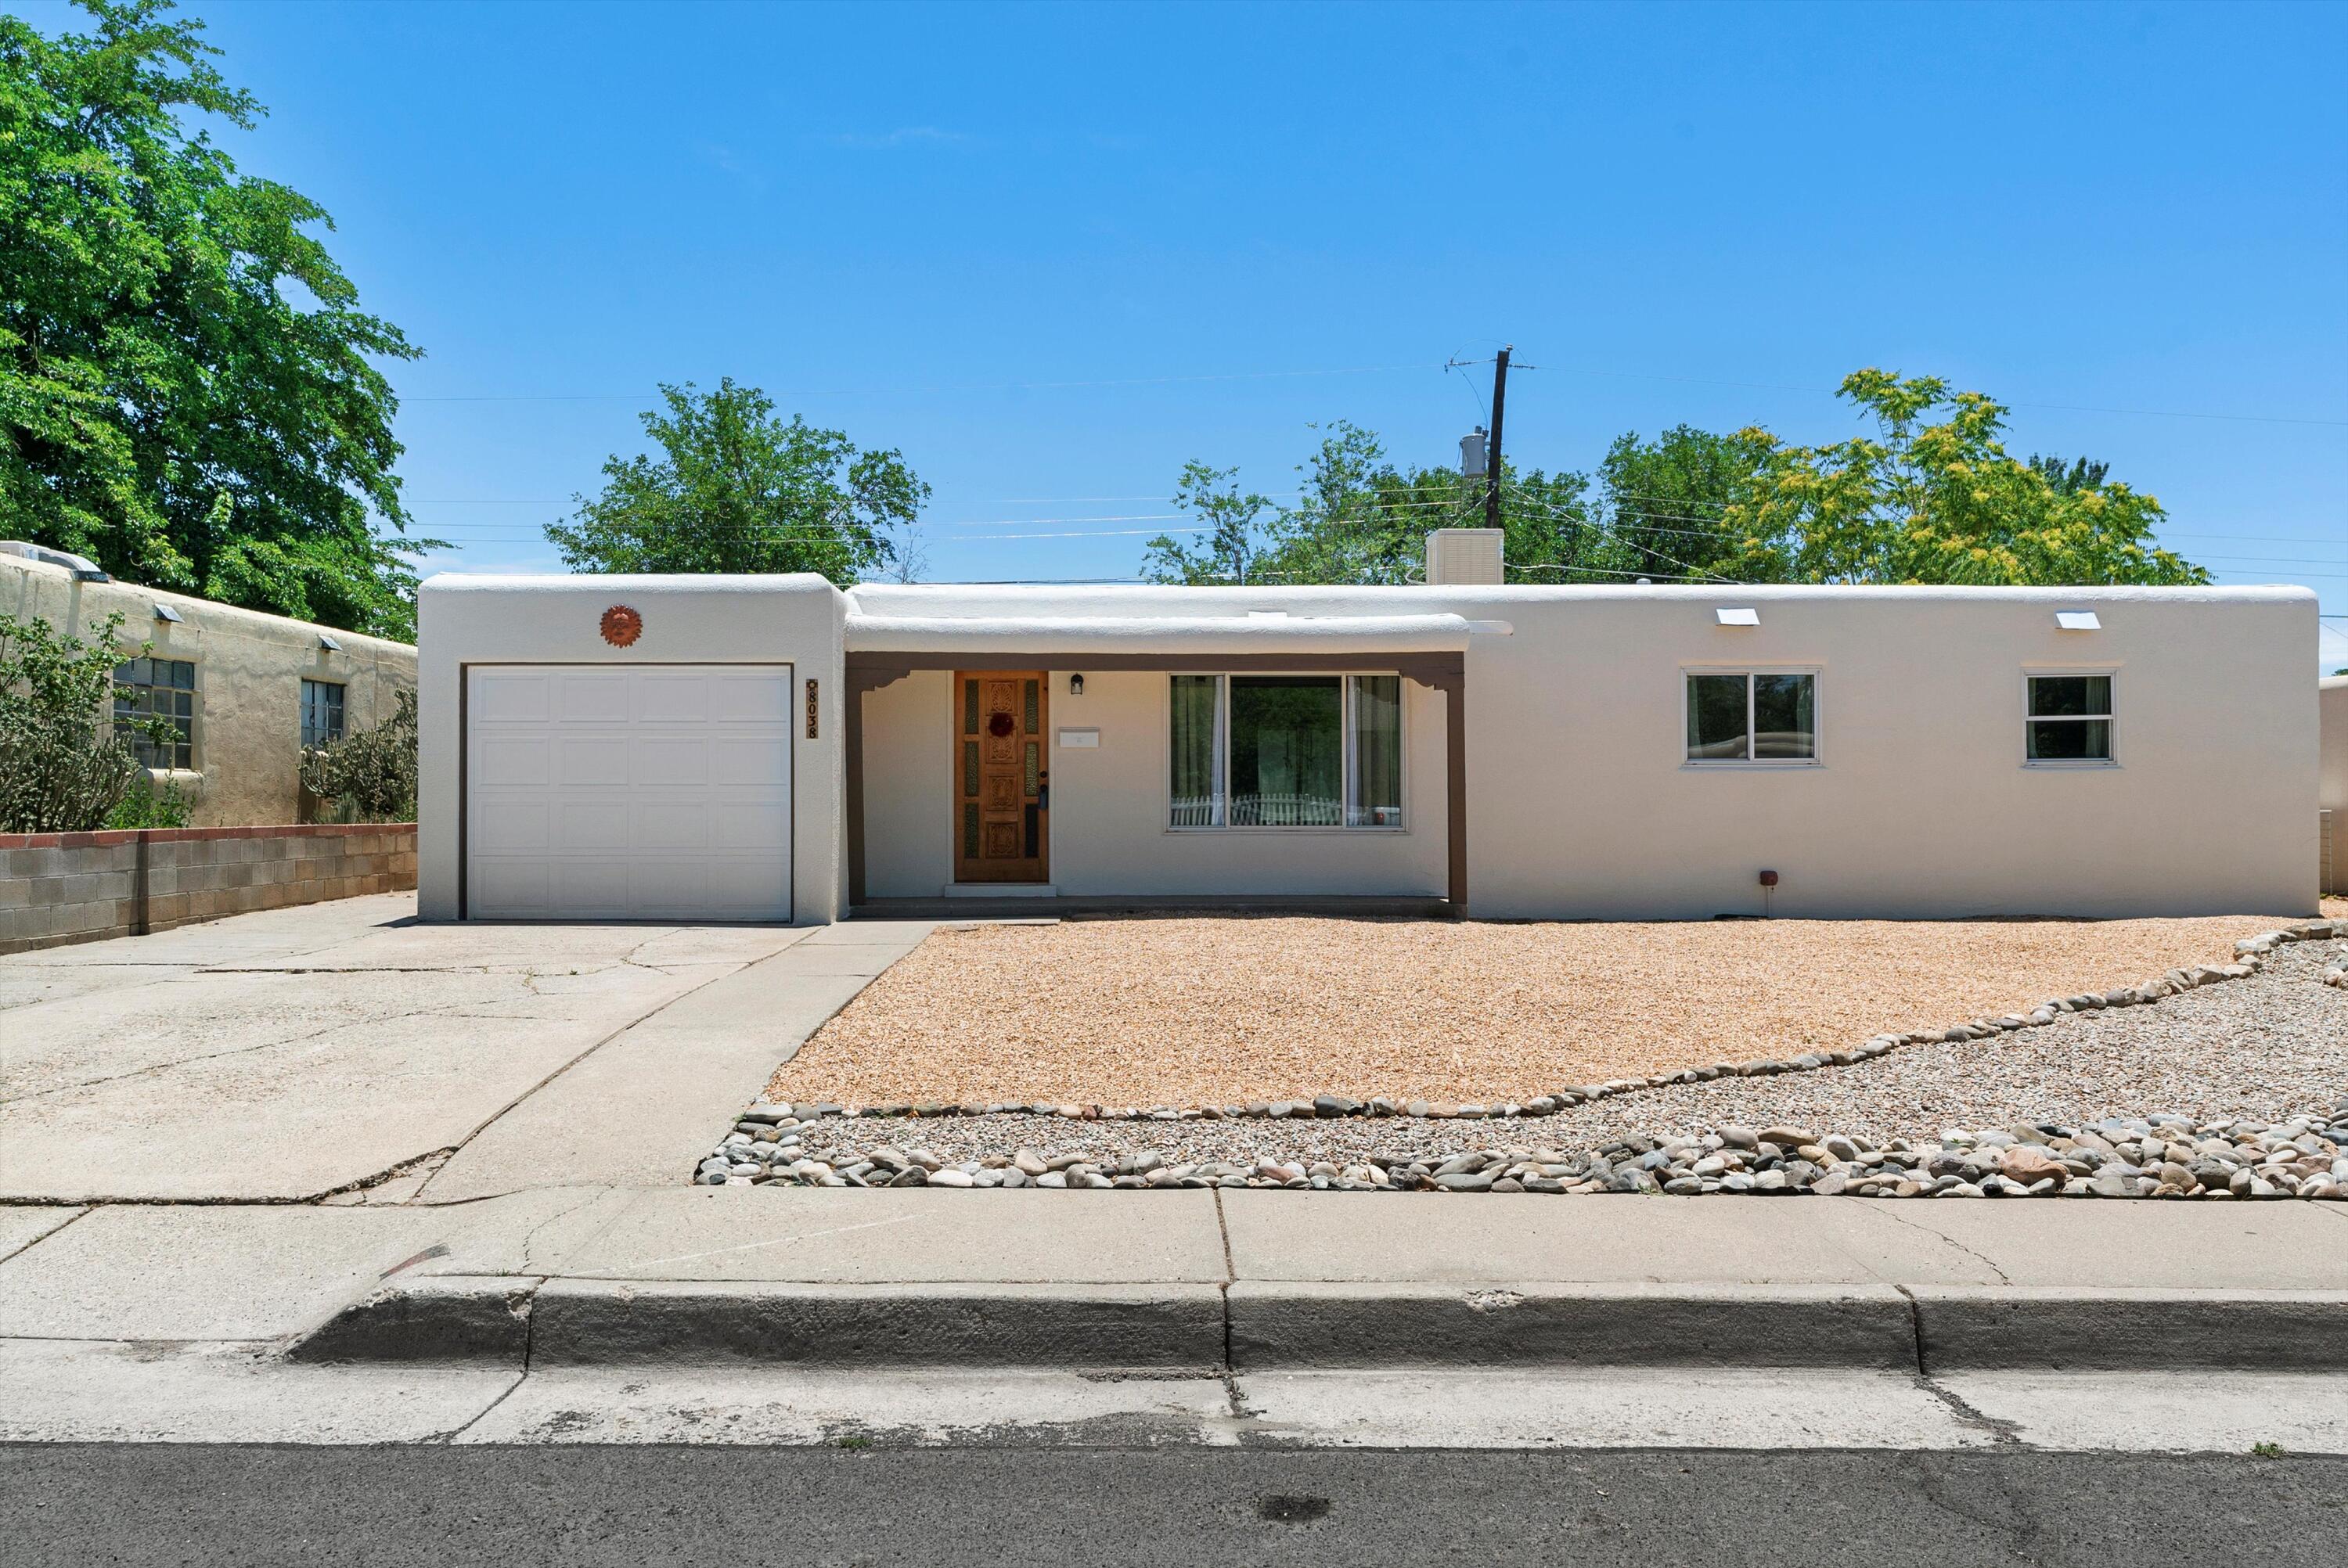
xmin=699 ymin=919 xmax=2348 ymax=1199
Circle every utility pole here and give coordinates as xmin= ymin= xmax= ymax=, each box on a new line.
xmin=1482 ymin=344 xmax=1511 ymax=530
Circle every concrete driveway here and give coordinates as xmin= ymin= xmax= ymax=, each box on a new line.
xmin=0 ymin=895 xmax=932 ymax=1203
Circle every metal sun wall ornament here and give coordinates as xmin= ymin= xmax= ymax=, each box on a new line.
xmin=599 ymin=605 xmax=643 ymax=647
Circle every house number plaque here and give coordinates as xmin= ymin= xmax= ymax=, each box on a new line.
xmin=805 ymin=678 xmax=818 ymax=739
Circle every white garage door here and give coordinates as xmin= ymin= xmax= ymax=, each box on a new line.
xmin=466 ymin=665 xmax=793 ymax=921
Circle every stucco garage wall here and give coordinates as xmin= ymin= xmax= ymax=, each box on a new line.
xmin=3 ymin=553 xmax=416 ymax=826
xmin=415 ymin=574 xmax=847 ymax=924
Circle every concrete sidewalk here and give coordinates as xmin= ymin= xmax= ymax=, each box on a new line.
xmin=6 ymin=1188 xmax=2348 ymax=1448
xmin=5 ymin=1188 xmax=2345 ymax=1376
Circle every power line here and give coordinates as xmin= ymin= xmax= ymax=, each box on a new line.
xmin=418 ymin=525 xmax=1214 ymax=544
xmin=400 ymin=362 xmax=1431 ymax=405
xmin=391 ymin=355 xmax=2348 ymax=428
xmin=1506 ymin=561 xmax=1725 ymax=583
xmin=1498 ymin=487 xmax=1743 ymax=584
xmin=1536 ymin=365 xmax=2348 ymax=429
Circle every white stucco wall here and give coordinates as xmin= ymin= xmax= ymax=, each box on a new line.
xmin=862 ymin=670 xmax=954 ymax=898
xmin=2321 ymin=676 xmax=2348 ymax=895
xmin=414 ymin=574 xmax=2319 ymax=923
xmin=3 ymin=553 xmax=415 ymax=826
xmin=856 ymin=668 xmax=1448 ymax=898
xmin=2322 ymin=676 xmax=2348 ymax=816
xmin=850 ymin=581 xmax=2319 ymax=919
xmin=414 ymin=574 xmax=847 ymax=924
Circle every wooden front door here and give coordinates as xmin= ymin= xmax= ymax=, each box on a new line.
xmin=954 ymin=671 xmax=1048 ymax=883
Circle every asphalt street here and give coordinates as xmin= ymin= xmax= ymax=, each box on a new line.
xmin=5 ymin=1445 xmax=2342 ymax=1566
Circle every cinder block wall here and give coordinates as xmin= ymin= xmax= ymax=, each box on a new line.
xmin=0 ymin=825 xmax=417 ymax=955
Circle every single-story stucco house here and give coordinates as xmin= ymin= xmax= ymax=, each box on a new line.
xmin=5 ymin=542 xmax=416 ymax=826
xmin=414 ymin=530 xmax=2322 ymax=926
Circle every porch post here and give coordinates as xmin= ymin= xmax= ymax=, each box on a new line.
xmin=1445 ymin=671 xmax=1467 ymax=912
xmin=844 ymin=663 xmax=911 ymax=910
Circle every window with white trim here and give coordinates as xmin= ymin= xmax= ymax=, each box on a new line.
xmin=2026 ymin=673 xmax=2114 ymax=764
xmin=1169 ymin=674 xmax=1404 ymax=829
xmin=1684 ymin=670 xmax=1817 ymax=764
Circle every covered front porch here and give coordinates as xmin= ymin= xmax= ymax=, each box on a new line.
xmin=842 ymin=612 xmax=1477 ymax=919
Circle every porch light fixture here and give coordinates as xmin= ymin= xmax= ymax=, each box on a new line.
xmin=1068 ymin=673 xmax=1084 ymax=696
xmin=1715 ymin=606 xmax=1759 ymax=626
xmin=152 ymin=603 xmax=182 ymax=624
xmin=2054 ymin=610 xmax=2101 ymax=631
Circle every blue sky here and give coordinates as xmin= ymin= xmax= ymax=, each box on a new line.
xmin=23 ymin=0 xmax=2348 ymax=662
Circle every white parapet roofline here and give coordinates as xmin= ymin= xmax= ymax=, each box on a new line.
xmin=843 ymin=612 xmax=1490 ymax=656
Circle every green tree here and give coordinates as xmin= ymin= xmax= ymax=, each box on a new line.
xmin=1 ymin=1 xmax=427 ymax=637
xmin=1143 ymin=421 xmax=1613 ymax=586
xmin=2028 ymin=454 xmax=2111 ymax=496
xmin=1141 ymin=461 xmax=1278 ymax=584
xmin=546 ymin=379 xmax=927 ymax=585
xmin=1593 ymin=425 xmax=1772 ymax=583
xmin=1722 ymin=370 xmax=2206 ymax=585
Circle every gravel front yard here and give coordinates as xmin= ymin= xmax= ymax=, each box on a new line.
xmin=770 ymin=912 xmax=2308 ymax=1109
xmin=780 ymin=934 xmax=2348 ymax=1167
xmin=708 ymin=932 xmax=2348 ymax=1201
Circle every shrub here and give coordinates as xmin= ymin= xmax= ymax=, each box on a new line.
xmin=105 ymin=775 xmax=195 ymax=829
xmin=0 ymin=612 xmax=164 ymax=833
xmin=301 ymin=688 xmax=418 ymax=822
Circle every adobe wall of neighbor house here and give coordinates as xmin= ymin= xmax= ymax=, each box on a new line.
xmin=2 ymin=553 xmax=416 ymax=826
xmin=416 ymin=574 xmax=2321 ymax=923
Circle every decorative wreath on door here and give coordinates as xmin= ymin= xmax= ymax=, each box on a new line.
xmin=987 ymin=710 xmax=1016 ymax=738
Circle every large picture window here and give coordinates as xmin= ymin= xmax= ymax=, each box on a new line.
xmin=113 ymin=657 xmax=195 ymax=770
xmin=2026 ymin=673 xmax=2114 ymax=764
xmin=1685 ymin=670 xmax=1817 ymax=764
xmin=1169 ymin=674 xmax=1404 ymax=829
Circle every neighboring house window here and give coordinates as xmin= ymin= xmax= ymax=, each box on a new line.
xmin=1685 ymin=671 xmax=1817 ymax=764
xmin=1169 ymin=674 xmax=1405 ymax=829
xmin=113 ymin=657 xmax=196 ymax=770
xmin=2026 ymin=673 xmax=2114 ymax=764
xmin=301 ymin=679 xmax=346 ymax=748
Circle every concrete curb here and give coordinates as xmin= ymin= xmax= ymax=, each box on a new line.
xmin=1227 ymin=1282 xmax=1921 ymax=1369
xmin=528 ymin=1280 xmax=1228 ymax=1369
xmin=1914 ymin=1286 xmax=2348 ymax=1370
xmin=285 ymin=1274 xmax=538 ymax=1365
xmin=282 ymin=1277 xmax=2348 ymax=1373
